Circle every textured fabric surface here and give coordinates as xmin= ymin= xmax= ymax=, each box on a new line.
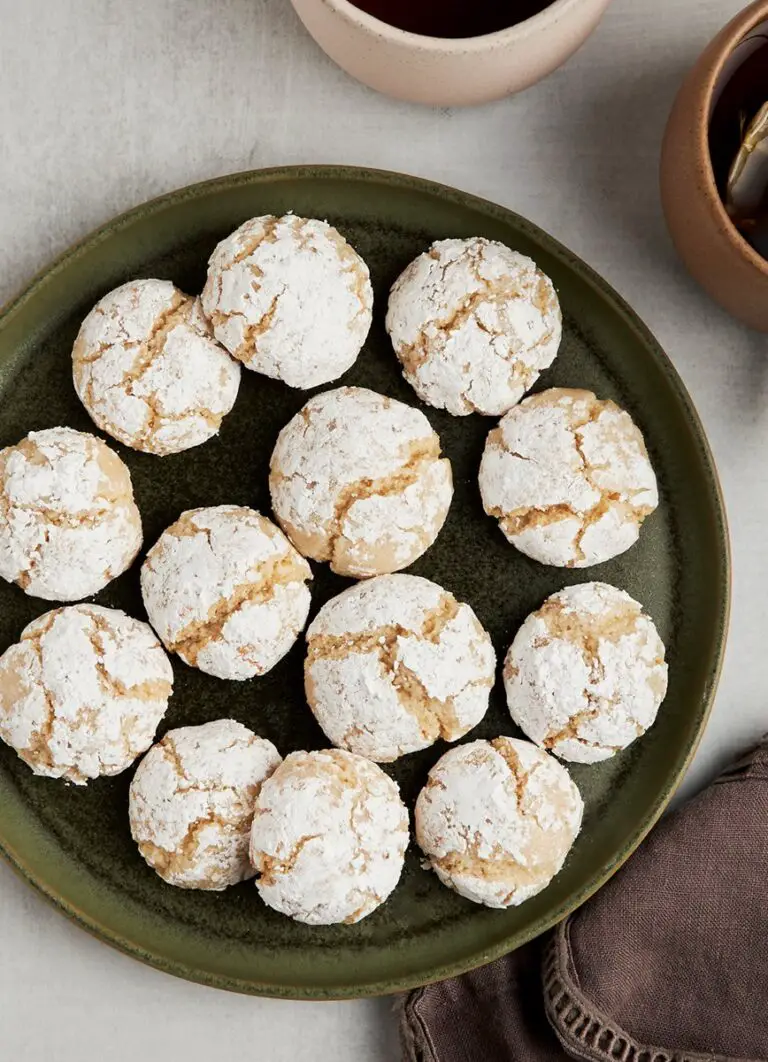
xmin=402 ymin=741 xmax=768 ymax=1062
xmin=401 ymin=939 xmax=566 ymax=1062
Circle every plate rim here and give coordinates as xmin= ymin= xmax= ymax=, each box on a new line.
xmin=0 ymin=165 xmax=731 ymax=999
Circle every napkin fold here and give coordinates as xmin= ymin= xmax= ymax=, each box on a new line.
xmin=401 ymin=740 xmax=768 ymax=1062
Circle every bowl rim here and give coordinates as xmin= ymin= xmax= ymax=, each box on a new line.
xmin=312 ymin=0 xmax=602 ymax=51
xmin=697 ymin=0 xmax=768 ymax=278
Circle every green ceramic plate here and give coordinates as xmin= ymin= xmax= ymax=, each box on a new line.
xmin=0 ymin=167 xmax=729 ymax=999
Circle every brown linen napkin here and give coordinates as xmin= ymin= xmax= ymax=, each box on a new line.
xmin=401 ymin=740 xmax=768 ymax=1062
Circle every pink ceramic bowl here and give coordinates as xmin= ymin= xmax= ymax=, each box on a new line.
xmin=290 ymin=0 xmax=614 ymax=107
xmin=660 ymin=0 xmax=768 ymax=331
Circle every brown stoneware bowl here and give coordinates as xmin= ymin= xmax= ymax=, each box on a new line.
xmin=661 ymin=0 xmax=768 ymax=331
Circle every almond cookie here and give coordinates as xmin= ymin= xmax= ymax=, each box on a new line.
xmin=504 ymin=582 xmax=668 ymax=764
xmin=0 ymin=427 xmax=142 ymax=601
xmin=129 ymin=720 xmax=281 ymax=890
xmin=141 ymin=506 xmax=312 ymax=681
xmin=201 ymin=215 xmax=373 ymax=388
xmin=73 ymin=279 xmax=241 ymax=457
xmin=479 ymin=389 xmax=659 ymax=568
xmin=250 ymin=749 xmax=409 ymax=924
xmin=0 ymin=605 xmax=172 ymax=785
xmin=415 ymin=737 xmax=583 ymax=908
xmin=305 ymin=574 xmax=495 ymax=762
xmin=269 ymin=387 xmax=453 ymax=578
xmin=386 ymin=238 xmax=561 ymax=416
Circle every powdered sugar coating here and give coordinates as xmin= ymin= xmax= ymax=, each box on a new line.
xmin=415 ymin=737 xmax=583 ymax=908
xmin=250 ymin=749 xmax=409 ymax=924
xmin=480 ymin=389 xmax=659 ymax=568
xmin=129 ymin=720 xmax=281 ymax=890
xmin=270 ymin=387 xmax=453 ymax=578
xmin=73 ymin=279 xmax=241 ymax=457
xmin=386 ymin=238 xmax=562 ymax=417
xmin=141 ymin=506 xmax=312 ymax=681
xmin=504 ymin=582 xmax=668 ymax=764
xmin=0 ymin=604 xmax=172 ymax=785
xmin=305 ymin=574 xmax=495 ymax=762
xmin=0 ymin=427 xmax=142 ymax=601
xmin=201 ymin=215 xmax=373 ymax=388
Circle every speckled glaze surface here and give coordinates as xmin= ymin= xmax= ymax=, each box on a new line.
xmin=289 ymin=0 xmax=614 ymax=106
xmin=660 ymin=0 xmax=768 ymax=331
xmin=0 ymin=167 xmax=729 ymax=998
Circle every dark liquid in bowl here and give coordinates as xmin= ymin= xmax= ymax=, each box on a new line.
xmin=709 ymin=41 xmax=768 ymax=196
xmin=347 ymin=0 xmax=554 ymax=38
xmin=708 ymin=38 xmax=768 ymax=259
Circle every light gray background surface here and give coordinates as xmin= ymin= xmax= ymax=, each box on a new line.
xmin=0 ymin=0 xmax=764 ymax=1058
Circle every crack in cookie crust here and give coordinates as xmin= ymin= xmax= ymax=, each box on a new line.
xmin=141 ymin=506 xmax=312 ymax=681
xmin=304 ymin=575 xmax=495 ymax=762
xmin=130 ymin=720 xmax=281 ymax=890
xmin=0 ymin=428 xmax=142 ymax=601
xmin=415 ymin=738 xmax=583 ymax=909
xmin=269 ymin=387 xmax=453 ymax=578
xmin=73 ymin=280 xmax=240 ymax=457
xmin=169 ymin=552 xmax=311 ymax=666
xmin=250 ymin=749 xmax=408 ymax=925
xmin=386 ymin=237 xmax=562 ymax=417
xmin=0 ymin=604 xmax=172 ymax=785
xmin=480 ymin=388 xmax=659 ymax=568
xmin=504 ymin=583 xmax=668 ymax=764
xmin=201 ymin=215 xmax=373 ymax=389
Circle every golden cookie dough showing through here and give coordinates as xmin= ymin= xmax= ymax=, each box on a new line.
xmin=504 ymin=582 xmax=668 ymax=764
xmin=0 ymin=427 xmax=142 ymax=602
xmin=73 ymin=279 xmax=241 ymax=457
xmin=250 ymin=748 xmax=409 ymax=925
xmin=305 ymin=574 xmax=495 ymax=762
xmin=415 ymin=737 xmax=583 ymax=908
xmin=479 ymin=388 xmax=659 ymax=568
xmin=140 ymin=505 xmax=312 ymax=681
xmin=129 ymin=720 xmax=282 ymax=890
xmin=386 ymin=237 xmax=562 ymax=416
xmin=269 ymin=386 xmax=453 ymax=578
xmin=201 ymin=214 xmax=373 ymax=389
xmin=0 ymin=605 xmax=173 ymax=785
